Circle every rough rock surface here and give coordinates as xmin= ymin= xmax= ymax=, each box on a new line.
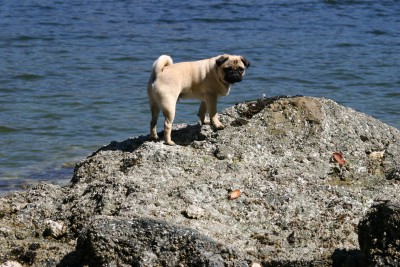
xmin=76 ymin=216 xmax=248 ymax=266
xmin=359 ymin=201 xmax=400 ymax=266
xmin=1 ymin=96 xmax=400 ymax=266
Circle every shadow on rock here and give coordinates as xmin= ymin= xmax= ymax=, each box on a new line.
xmin=358 ymin=200 xmax=400 ymax=266
xmin=331 ymin=249 xmax=366 ymax=267
xmin=93 ymin=123 xmax=205 ymax=154
xmin=57 ymin=251 xmax=84 ymax=267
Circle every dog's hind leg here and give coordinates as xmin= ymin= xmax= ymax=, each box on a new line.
xmin=161 ymin=97 xmax=176 ymax=146
xmin=149 ymin=92 xmax=160 ymax=141
xmin=150 ymin=106 xmax=160 ymax=141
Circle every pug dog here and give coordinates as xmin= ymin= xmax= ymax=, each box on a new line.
xmin=147 ymin=54 xmax=250 ymax=145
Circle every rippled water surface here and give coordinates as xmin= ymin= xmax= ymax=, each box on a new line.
xmin=1 ymin=0 xmax=399 ymax=195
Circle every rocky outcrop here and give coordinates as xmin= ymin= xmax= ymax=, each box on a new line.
xmin=1 ymin=96 xmax=400 ymax=266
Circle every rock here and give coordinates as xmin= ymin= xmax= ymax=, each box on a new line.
xmin=185 ymin=204 xmax=206 ymax=219
xmin=358 ymin=201 xmax=400 ymax=266
xmin=43 ymin=219 xmax=67 ymax=239
xmin=1 ymin=96 xmax=400 ymax=266
xmin=76 ymin=216 xmax=249 ymax=266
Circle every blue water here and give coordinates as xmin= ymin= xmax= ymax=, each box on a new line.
xmin=0 ymin=0 xmax=399 ymax=195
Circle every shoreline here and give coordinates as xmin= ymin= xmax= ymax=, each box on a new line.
xmin=0 ymin=163 xmax=75 ymax=197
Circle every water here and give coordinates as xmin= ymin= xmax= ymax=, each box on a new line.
xmin=0 ymin=0 xmax=399 ymax=195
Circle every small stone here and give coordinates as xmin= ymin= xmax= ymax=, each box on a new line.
xmin=43 ymin=219 xmax=66 ymax=239
xmin=185 ymin=205 xmax=205 ymax=219
xmin=369 ymin=151 xmax=385 ymax=160
xmin=229 ymin=189 xmax=241 ymax=200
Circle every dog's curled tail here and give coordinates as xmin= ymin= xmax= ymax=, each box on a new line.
xmin=150 ymin=55 xmax=173 ymax=82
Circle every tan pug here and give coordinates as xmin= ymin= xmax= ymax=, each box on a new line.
xmin=147 ymin=54 xmax=250 ymax=145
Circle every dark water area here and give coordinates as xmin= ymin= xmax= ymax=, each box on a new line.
xmin=0 ymin=0 xmax=399 ymax=195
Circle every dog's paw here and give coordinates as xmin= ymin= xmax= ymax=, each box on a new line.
xmin=212 ymin=123 xmax=225 ymax=130
xmin=150 ymin=135 xmax=160 ymax=142
xmin=165 ymin=140 xmax=176 ymax=146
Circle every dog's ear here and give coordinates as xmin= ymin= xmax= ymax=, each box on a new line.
xmin=240 ymin=56 xmax=250 ymax=68
xmin=216 ymin=55 xmax=229 ymax=66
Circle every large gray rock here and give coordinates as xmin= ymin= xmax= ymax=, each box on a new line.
xmin=76 ymin=216 xmax=249 ymax=266
xmin=358 ymin=201 xmax=400 ymax=266
xmin=1 ymin=96 xmax=400 ymax=266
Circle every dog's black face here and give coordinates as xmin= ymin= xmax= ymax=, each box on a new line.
xmin=216 ymin=55 xmax=250 ymax=85
xmin=223 ymin=66 xmax=245 ymax=84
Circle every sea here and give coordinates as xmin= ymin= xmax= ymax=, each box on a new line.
xmin=0 ymin=0 xmax=399 ymax=196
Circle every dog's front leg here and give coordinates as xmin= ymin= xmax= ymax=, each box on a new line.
xmin=206 ymin=97 xmax=224 ymax=130
xmin=197 ymin=101 xmax=207 ymax=125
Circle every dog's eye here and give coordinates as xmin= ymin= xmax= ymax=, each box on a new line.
xmin=224 ymin=67 xmax=232 ymax=72
xmin=238 ymin=67 xmax=244 ymax=73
